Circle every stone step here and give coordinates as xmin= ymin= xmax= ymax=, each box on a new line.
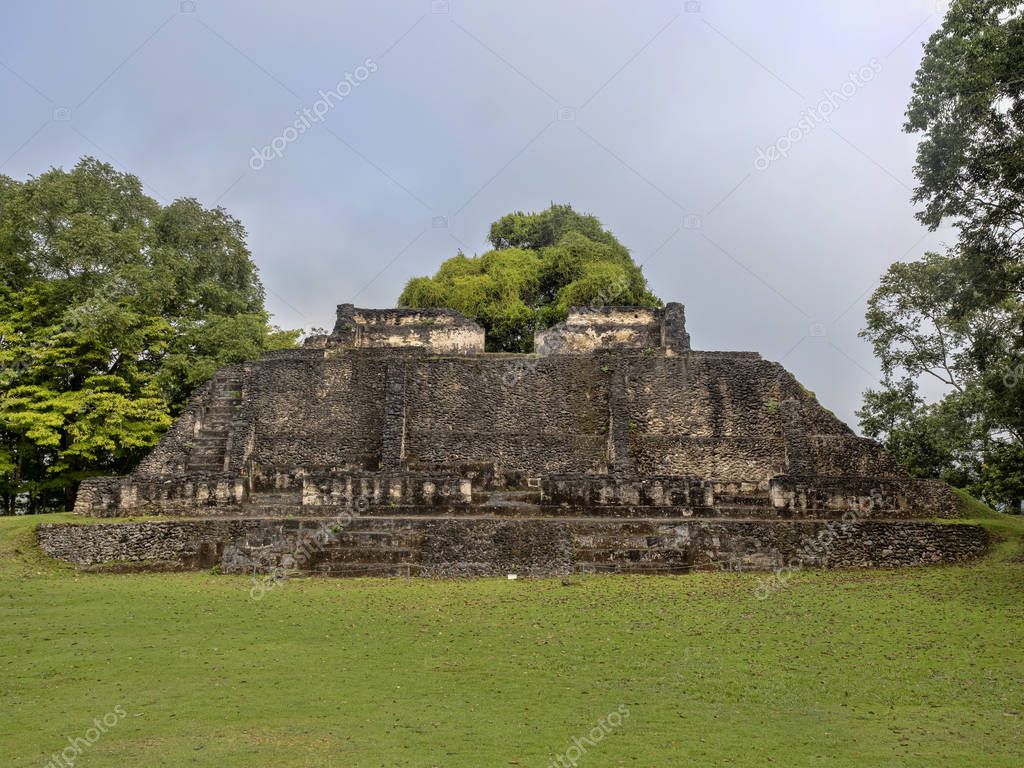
xmin=260 ymin=544 xmax=422 ymax=565
xmin=188 ymin=460 xmax=226 ymax=471
xmin=192 ymin=436 xmax=228 ymax=447
xmin=481 ymin=490 xmax=542 ymax=509
xmin=190 ymin=456 xmax=226 ymax=466
xmin=191 ymin=449 xmax=226 ymax=459
xmin=481 ymin=501 xmax=542 ymax=516
xmin=191 ymin=441 xmax=226 ymax=451
xmin=200 ymin=426 xmax=233 ymax=436
xmin=572 ymin=561 xmax=694 ymax=575
xmin=199 ymin=417 xmax=234 ymax=430
xmin=210 ymin=506 xmax=825 ymax=526
xmin=248 ymin=493 xmax=302 ymax=506
xmin=326 ymin=534 xmax=416 ymax=549
xmin=203 ymin=407 xmax=237 ymax=417
xmin=313 ymin=563 xmax=422 ymax=577
xmin=573 ymin=547 xmax=694 ymax=565
xmin=710 ymin=504 xmax=781 ymax=518
xmin=199 ymin=420 xmax=234 ymax=431
xmin=489 ymin=489 xmax=543 ymax=500
xmin=190 ymin=458 xmax=226 ymax=468
xmin=312 ymin=559 xmax=688 ymax=576
xmin=573 ymin=545 xmax=691 ymax=560
xmin=715 ymin=495 xmax=771 ymax=507
xmin=322 ymin=547 xmax=419 ymax=564
xmin=534 ymin=506 xmax=707 ymax=519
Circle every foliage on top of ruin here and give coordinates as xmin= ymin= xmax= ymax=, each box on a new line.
xmin=398 ymin=204 xmax=660 ymax=352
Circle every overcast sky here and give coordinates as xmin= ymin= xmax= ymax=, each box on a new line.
xmin=1 ymin=0 xmax=951 ymax=427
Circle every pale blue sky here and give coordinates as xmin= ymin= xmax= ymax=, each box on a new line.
xmin=1 ymin=0 xmax=950 ymax=427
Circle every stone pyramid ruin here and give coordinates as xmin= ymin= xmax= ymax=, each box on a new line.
xmin=38 ymin=302 xmax=988 ymax=576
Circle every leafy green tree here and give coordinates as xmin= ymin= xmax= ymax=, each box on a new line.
xmin=0 ymin=157 xmax=297 ymax=513
xmin=859 ymin=0 xmax=1024 ymax=511
xmin=906 ymin=0 xmax=1024 ymax=265
xmin=399 ymin=204 xmax=660 ymax=351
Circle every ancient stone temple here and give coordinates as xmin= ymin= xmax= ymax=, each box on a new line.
xmin=38 ymin=301 xmax=988 ymax=576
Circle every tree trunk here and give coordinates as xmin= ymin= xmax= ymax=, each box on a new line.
xmin=64 ymin=482 xmax=77 ymax=512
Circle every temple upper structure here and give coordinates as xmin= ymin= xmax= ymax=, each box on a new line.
xmin=535 ymin=303 xmax=690 ymax=355
xmin=315 ymin=304 xmax=486 ymax=353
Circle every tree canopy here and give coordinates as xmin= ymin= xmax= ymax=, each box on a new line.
xmin=0 ymin=157 xmax=296 ymax=512
xmin=398 ymin=204 xmax=660 ymax=351
xmin=858 ymin=0 xmax=1024 ymax=511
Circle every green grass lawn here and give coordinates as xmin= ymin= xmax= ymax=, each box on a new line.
xmin=2 ymin=509 xmax=1022 ymax=767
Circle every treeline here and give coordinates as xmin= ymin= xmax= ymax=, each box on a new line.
xmin=0 ymin=158 xmax=296 ymax=513
xmin=858 ymin=0 xmax=1024 ymax=511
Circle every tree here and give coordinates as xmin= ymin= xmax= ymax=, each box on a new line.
xmin=859 ymin=0 xmax=1024 ymax=511
xmin=398 ymin=204 xmax=660 ymax=351
xmin=0 ymin=157 xmax=297 ymax=513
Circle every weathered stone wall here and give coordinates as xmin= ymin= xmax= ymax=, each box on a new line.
xmin=73 ymin=340 xmax=932 ymax=518
xmin=541 ymin=475 xmax=710 ymax=508
xmin=37 ymin=517 xmax=990 ymax=576
xmin=236 ymin=349 xmax=906 ymax=481
xmin=328 ymin=304 xmax=485 ymax=353
xmin=534 ymin=302 xmax=691 ymax=355
xmin=72 ymin=467 xmax=955 ymax=523
xmin=627 ymin=353 xmax=786 ymax=480
xmin=299 ymin=471 xmax=473 ymax=507
xmin=247 ymin=350 xmax=386 ymax=469
xmin=402 ymin=354 xmax=611 ymax=474
xmin=222 ymin=350 xmax=616 ymax=474
xmin=72 ymin=473 xmax=249 ymax=517
xmin=72 ymin=296 xmax=940 ymax=537
xmin=536 ymin=307 xmax=661 ymax=354
xmin=768 ymin=475 xmax=961 ymax=518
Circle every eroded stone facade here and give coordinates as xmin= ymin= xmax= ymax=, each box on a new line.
xmin=42 ymin=302 xmax=988 ymax=576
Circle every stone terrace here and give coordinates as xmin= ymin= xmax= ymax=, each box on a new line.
xmin=38 ymin=302 xmax=989 ymax=576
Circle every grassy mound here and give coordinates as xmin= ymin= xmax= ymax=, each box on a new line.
xmin=2 ymin=505 xmax=1022 ymax=767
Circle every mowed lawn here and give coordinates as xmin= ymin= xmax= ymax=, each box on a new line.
xmin=2 ymin=511 xmax=1022 ymax=767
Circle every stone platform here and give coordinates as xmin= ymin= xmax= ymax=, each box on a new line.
xmin=40 ymin=302 xmax=990 ymax=576
xmin=37 ymin=515 xmax=987 ymax=577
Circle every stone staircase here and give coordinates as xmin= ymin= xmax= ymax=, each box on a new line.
xmin=244 ymin=491 xmax=304 ymax=516
xmin=140 ymin=478 xmax=821 ymax=576
xmin=187 ymin=374 xmax=243 ymax=473
xmin=254 ymin=486 xmax=776 ymax=575
xmin=231 ymin=515 xmax=705 ymax=577
xmin=480 ymin=489 xmax=542 ymax=516
xmin=707 ymin=490 xmax=776 ymax=519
